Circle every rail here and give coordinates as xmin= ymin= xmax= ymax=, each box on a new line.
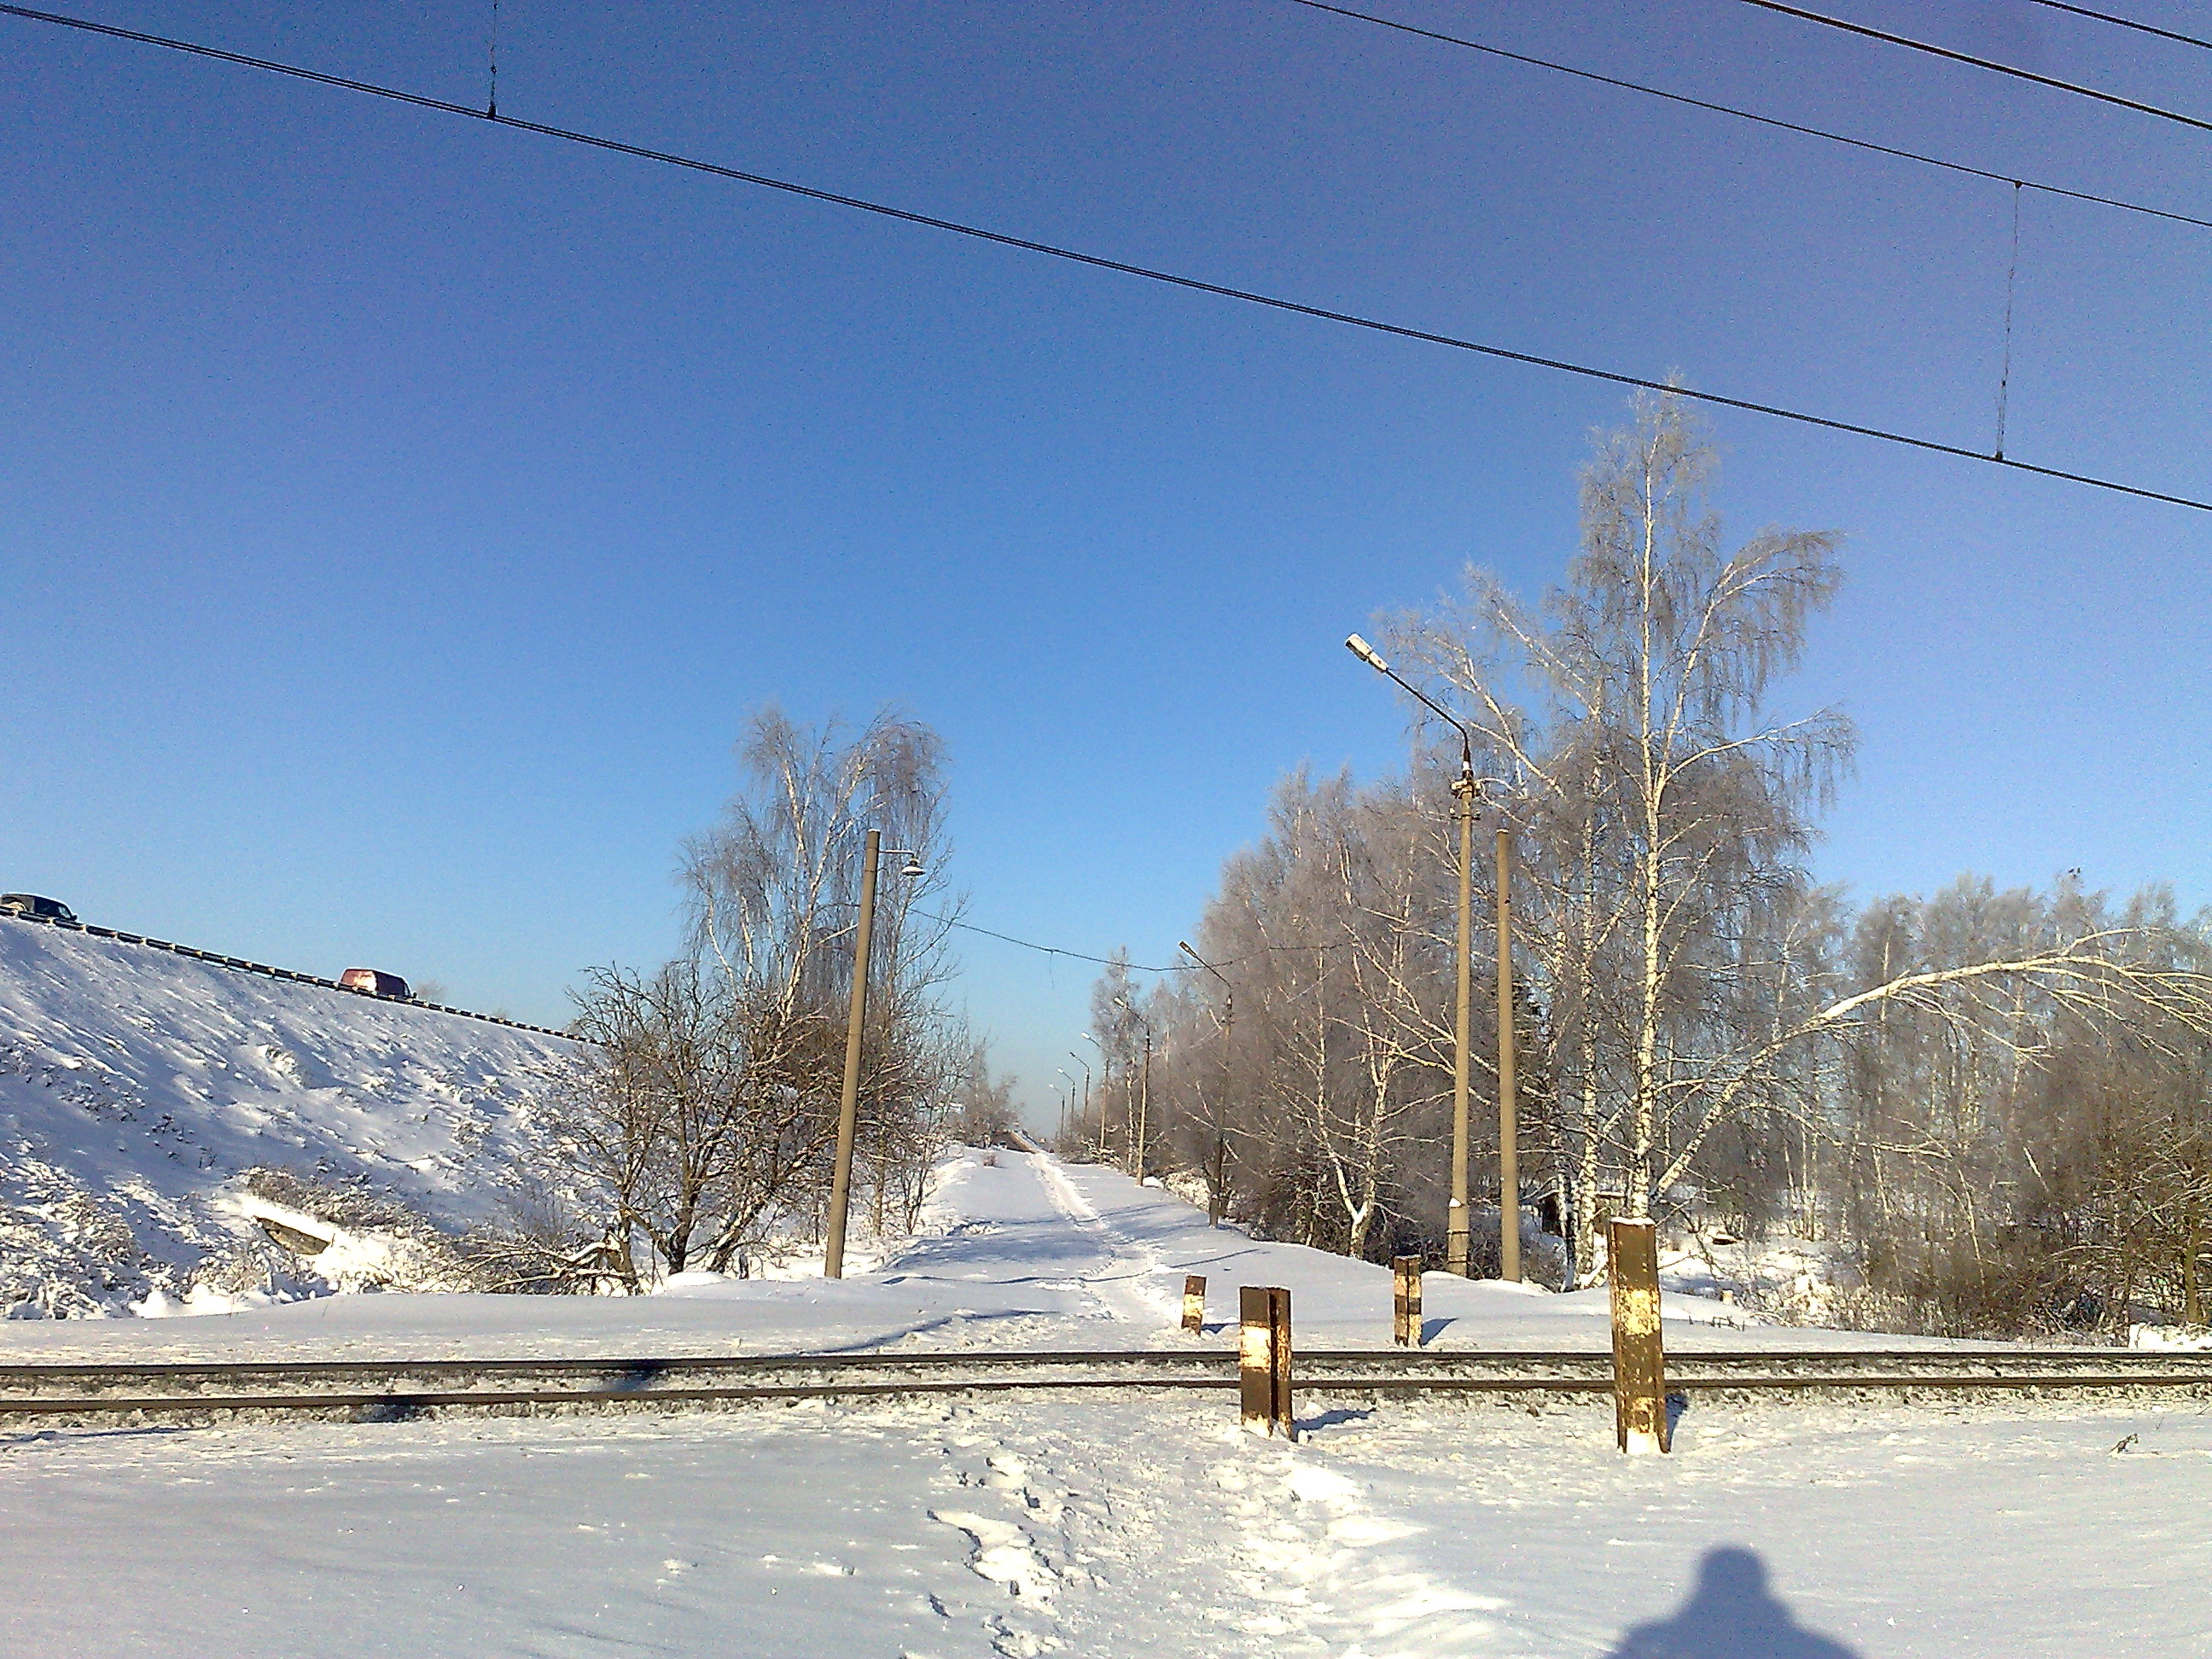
xmin=6 ymin=1346 xmax=2210 ymax=1423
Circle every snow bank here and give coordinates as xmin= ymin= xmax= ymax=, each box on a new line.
xmin=0 ymin=917 xmax=573 ymax=1317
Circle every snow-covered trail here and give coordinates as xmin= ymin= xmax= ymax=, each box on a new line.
xmin=0 ymin=1148 xmax=1959 ymax=1365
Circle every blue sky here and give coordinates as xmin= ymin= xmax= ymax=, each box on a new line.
xmin=3 ymin=0 xmax=2207 ymax=1118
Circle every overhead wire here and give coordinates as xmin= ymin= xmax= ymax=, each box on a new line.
xmin=1732 ymin=0 xmax=2212 ymax=133
xmin=1285 ymin=0 xmax=2212 ymax=233
xmin=4 ymin=1 xmax=2209 ymax=512
xmin=2025 ymin=0 xmax=2212 ymax=53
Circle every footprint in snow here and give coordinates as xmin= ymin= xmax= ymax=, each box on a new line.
xmin=930 ymin=1510 xmax=1057 ymax=1602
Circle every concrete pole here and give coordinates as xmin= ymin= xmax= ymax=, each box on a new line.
xmin=1448 ymin=771 xmax=1475 ymax=1276
xmin=1497 ymin=824 xmax=1521 ymax=1284
xmin=824 ymin=829 xmax=881 ymax=1280
xmin=1135 ymin=1028 xmax=1151 ymax=1180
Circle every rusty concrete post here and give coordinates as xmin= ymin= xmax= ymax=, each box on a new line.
xmin=1182 ymin=1273 xmax=1207 ymax=1334
xmin=1239 ymin=1285 xmax=1294 ymax=1439
xmin=1392 ymin=1255 xmax=1423 ymax=1348
xmin=1608 ymin=1218 xmax=1668 ymax=1454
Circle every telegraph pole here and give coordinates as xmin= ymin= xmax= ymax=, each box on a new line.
xmin=1450 ymin=768 xmax=1476 ymax=1276
xmin=824 ymin=830 xmax=881 ymax=1280
xmin=824 ymin=832 xmax=921 ymax=1280
xmin=1496 ymin=822 xmax=1520 ymax=1283
xmin=1179 ymin=942 xmax=1235 ymax=1225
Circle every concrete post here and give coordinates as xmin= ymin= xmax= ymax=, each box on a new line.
xmin=1393 ymin=1255 xmax=1423 ymax=1347
xmin=1608 ymin=1217 xmax=1668 ymax=1453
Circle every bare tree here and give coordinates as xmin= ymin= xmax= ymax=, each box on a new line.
xmin=545 ymin=706 xmax=975 ymax=1282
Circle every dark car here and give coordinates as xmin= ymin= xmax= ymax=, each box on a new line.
xmin=0 ymin=894 xmax=77 ymax=924
xmin=338 ymin=967 xmax=411 ymax=999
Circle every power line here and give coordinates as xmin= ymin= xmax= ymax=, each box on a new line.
xmin=5 ymin=1 xmax=2209 ymax=513
xmin=912 ymin=911 xmax=1190 ymax=975
xmin=1287 ymin=0 xmax=2212 ymax=233
xmin=2026 ymin=0 xmax=2212 ymax=53
xmin=1733 ymin=0 xmax=2212 ymax=133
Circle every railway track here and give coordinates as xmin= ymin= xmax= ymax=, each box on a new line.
xmin=6 ymin=1346 xmax=2210 ymax=1423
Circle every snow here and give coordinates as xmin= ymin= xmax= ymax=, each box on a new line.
xmin=3 ymin=1145 xmax=2198 ymax=1656
xmin=0 ymin=917 xmax=573 ymax=1315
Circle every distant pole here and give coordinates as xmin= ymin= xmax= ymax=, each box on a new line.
xmin=1178 ymin=941 xmax=1235 ymax=1225
xmin=1497 ymin=823 xmax=1520 ymax=1284
xmin=824 ymin=830 xmax=882 ymax=1280
xmin=1449 ymin=768 xmax=1475 ymax=1276
xmin=1136 ymin=1027 xmax=1152 ymax=1180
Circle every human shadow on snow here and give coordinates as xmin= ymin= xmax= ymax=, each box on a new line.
xmin=1604 ymin=1547 xmax=1860 ymax=1659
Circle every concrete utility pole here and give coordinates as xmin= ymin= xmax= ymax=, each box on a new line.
xmin=824 ymin=830 xmax=920 ymax=1280
xmin=1450 ymin=767 xmax=1476 ymax=1276
xmin=1348 ymin=632 xmax=1479 ymax=1278
xmin=1115 ymin=996 xmax=1154 ymax=1181
xmin=1179 ymin=941 xmax=1235 ymax=1225
xmin=1066 ymin=1051 xmax=1091 ymax=1150
xmin=1496 ymin=822 xmax=1521 ymax=1284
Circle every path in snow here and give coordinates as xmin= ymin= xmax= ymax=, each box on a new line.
xmin=0 ymin=1147 xmax=1957 ymax=1364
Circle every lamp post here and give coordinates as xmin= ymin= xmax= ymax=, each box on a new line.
xmin=1065 ymin=1051 xmax=1091 ymax=1150
xmin=1114 ymin=996 xmax=1154 ymax=1181
xmin=1178 ymin=940 xmax=1235 ymax=1226
xmin=1345 ymin=632 xmax=1517 ymax=1280
xmin=824 ymin=829 xmax=924 ymax=1281
xmin=1057 ymin=1068 xmax=1080 ymax=1144
xmin=1080 ymin=1031 xmax=1109 ymax=1161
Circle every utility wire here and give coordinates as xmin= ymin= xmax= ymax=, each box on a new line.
xmin=5 ymin=1 xmax=2208 ymax=513
xmin=2026 ymin=0 xmax=2212 ymax=53
xmin=1732 ymin=0 xmax=2212 ymax=133
xmin=1287 ymin=0 xmax=2212 ymax=233
xmin=911 ymin=911 xmax=1190 ymax=975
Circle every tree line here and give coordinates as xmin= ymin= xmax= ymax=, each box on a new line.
xmin=1068 ymin=395 xmax=2212 ymax=1339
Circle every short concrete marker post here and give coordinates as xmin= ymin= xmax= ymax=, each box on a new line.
xmin=1182 ymin=1273 xmax=1208 ymax=1333
xmin=1608 ymin=1217 xmax=1668 ymax=1454
xmin=1392 ymin=1254 xmax=1423 ymax=1347
xmin=1239 ymin=1285 xmax=1295 ymax=1439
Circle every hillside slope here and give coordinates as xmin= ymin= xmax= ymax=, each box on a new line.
xmin=0 ymin=917 xmax=575 ymax=1317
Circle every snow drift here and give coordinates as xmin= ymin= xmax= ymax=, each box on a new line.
xmin=0 ymin=917 xmax=574 ymax=1317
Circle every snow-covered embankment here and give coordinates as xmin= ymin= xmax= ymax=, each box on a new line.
xmin=0 ymin=917 xmax=573 ymax=1317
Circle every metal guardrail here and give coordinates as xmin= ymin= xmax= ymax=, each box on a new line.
xmin=0 ymin=907 xmax=575 ymax=1041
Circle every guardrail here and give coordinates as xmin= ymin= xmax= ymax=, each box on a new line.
xmin=0 ymin=907 xmax=575 ymax=1042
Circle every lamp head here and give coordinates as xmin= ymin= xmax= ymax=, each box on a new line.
xmin=1345 ymin=633 xmax=1389 ymax=673
xmin=899 ymin=857 xmax=925 ymax=879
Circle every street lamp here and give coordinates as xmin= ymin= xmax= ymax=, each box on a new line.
xmin=1056 ymin=1068 xmax=1080 ymax=1143
xmin=1113 ymin=996 xmax=1154 ymax=1182
xmin=1080 ymin=1031 xmax=1109 ymax=1162
xmin=1065 ymin=1051 xmax=1091 ymax=1150
xmin=1178 ymin=940 xmax=1236 ymax=1226
xmin=824 ymin=829 xmax=923 ymax=1280
xmin=1345 ymin=632 xmax=1518 ymax=1282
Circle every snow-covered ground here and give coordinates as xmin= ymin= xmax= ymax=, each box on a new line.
xmin=0 ymin=917 xmax=573 ymax=1316
xmin=5 ymin=1149 xmax=2203 ymax=1657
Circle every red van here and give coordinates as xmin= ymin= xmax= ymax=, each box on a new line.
xmin=339 ymin=968 xmax=411 ymax=999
